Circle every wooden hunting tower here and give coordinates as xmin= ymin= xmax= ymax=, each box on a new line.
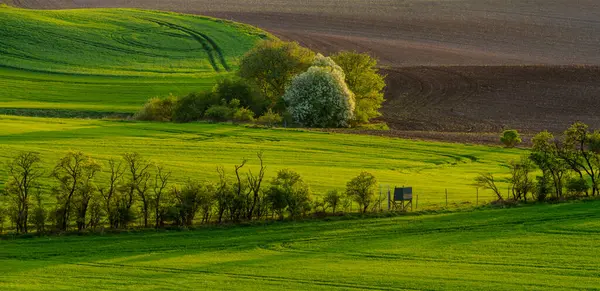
xmin=392 ymin=187 xmax=413 ymax=211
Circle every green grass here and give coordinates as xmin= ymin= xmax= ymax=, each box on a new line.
xmin=0 ymin=115 xmax=524 ymax=206
xmin=0 ymin=7 xmax=270 ymax=113
xmin=1 ymin=200 xmax=599 ymax=290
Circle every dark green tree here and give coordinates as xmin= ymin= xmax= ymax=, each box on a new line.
xmin=238 ymin=40 xmax=315 ymax=111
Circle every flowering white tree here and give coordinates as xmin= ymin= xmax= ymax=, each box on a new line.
xmin=313 ymin=54 xmax=345 ymax=76
xmin=283 ymin=55 xmax=355 ymax=128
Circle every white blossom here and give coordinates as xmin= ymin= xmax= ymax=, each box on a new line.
xmin=283 ymin=63 xmax=355 ymax=128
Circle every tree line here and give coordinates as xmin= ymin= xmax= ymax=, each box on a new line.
xmin=0 ymin=151 xmax=381 ymax=234
xmin=476 ymin=122 xmax=600 ymax=202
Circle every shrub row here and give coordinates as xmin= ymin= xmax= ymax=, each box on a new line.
xmin=135 ymin=78 xmax=276 ymax=125
xmin=0 ymin=151 xmax=380 ymax=234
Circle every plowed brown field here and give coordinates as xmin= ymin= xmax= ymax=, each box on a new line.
xmin=9 ymin=0 xmax=600 ymax=138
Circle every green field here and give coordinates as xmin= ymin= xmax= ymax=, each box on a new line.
xmin=0 ymin=115 xmax=523 ymax=205
xmin=0 ymin=6 xmax=525 ymax=206
xmin=1 ymin=5 xmax=597 ymax=291
xmin=1 ymin=200 xmax=599 ymax=290
xmin=0 ymin=7 xmax=269 ymax=113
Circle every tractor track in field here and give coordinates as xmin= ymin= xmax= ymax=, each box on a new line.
xmin=74 ymin=262 xmax=414 ymax=290
xmin=256 ymin=211 xmax=600 ymax=249
xmin=143 ymin=18 xmax=230 ymax=72
xmin=258 ymin=244 xmax=600 ymax=274
xmin=261 ymin=245 xmax=600 ymax=277
xmin=109 ymin=31 xmax=201 ymax=53
xmin=38 ymin=30 xmax=182 ymax=59
xmin=0 ymin=41 xmax=81 ymax=68
xmin=0 ymin=62 xmax=203 ymax=82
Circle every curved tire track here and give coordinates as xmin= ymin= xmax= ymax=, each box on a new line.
xmin=143 ymin=18 xmax=230 ymax=72
xmin=75 ymin=262 xmax=411 ymax=290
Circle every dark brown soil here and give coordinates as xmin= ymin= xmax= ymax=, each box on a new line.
xmin=379 ymin=66 xmax=600 ymax=133
xmin=11 ymin=0 xmax=600 ymax=140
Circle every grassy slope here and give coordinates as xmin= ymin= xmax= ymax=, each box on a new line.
xmin=0 ymin=201 xmax=599 ymax=290
xmin=0 ymin=7 xmax=268 ymax=112
xmin=0 ymin=115 xmax=524 ymax=205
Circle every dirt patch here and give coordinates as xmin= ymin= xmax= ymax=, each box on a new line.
xmin=379 ymin=66 xmax=600 ymax=133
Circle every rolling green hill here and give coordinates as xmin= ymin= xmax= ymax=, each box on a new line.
xmin=1 ymin=200 xmax=599 ymax=290
xmin=0 ymin=115 xmax=523 ymax=205
xmin=0 ymin=7 xmax=269 ymax=113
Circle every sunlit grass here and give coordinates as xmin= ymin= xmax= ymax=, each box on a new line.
xmin=0 ymin=7 xmax=270 ymax=112
xmin=0 ymin=201 xmax=598 ymax=290
xmin=0 ymin=115 xmax=525 ymax=205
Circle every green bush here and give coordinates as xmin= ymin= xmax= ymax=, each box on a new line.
xmin=134 ymin=95 xmax=177 ymax=122
xmin=213 ymin=77 xmax=267 ymax=115
xmin=257 ymin=109 xmax=282 ymax=127
xmin=173 ymin=181 xmax=214 ymax=226
xmin=324 ymin=190 xmax=343 ymax=213
xmin=267 ymin=169 xmax=311 ymax=219
xmin=204 ymin=105 xmax=233 ymax=122
xmin=232 ymin=107 xmax=255 ymax=123
xmin=228 ymin=98 xmax=241 ymax=109
xmin=566 ymin=177 xmax=589 ymax=196
xmin=30 ymin=205 xmax=46 ymax=233
xmin=173 ymin=92 xmax=220 ymax=123
xmin=346 ymin=172 xmax=378 ymax=213
xmin=500 ymin=130 xmax=522 ymax=148
xmin=534 ymin=174 xmax=551 ymax=202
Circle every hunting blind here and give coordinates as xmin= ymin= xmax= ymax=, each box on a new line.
xmin=390 ymin=187 xmax=413 ymax=211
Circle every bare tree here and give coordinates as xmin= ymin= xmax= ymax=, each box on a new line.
xmin=122 ymin=152 xmax=152 ymax=227
xmin=246 ymin=152 xmax=266 ymax=220
xmin=230 ymin=159 xmax=247 ymax=222
xmin=99 ymin=159 xmax=124 ymax=229
xmin=4 ymin=152 xmax=43 ymax=233
xmin=215 ymin=166 xmax=231 ymax=223
xmin=137 ymin=170 xmax=152 ymax=228
xmin=474 ymin=173 xmax=503 ymax=201
xmin=152 ymin=165 xmax=171 ymax=229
